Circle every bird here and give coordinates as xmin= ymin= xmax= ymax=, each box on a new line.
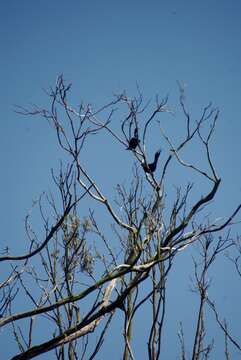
xmin=126 ymin=127 xmax=140 ymax=150
xmin=142 ymin=150 xmax=161 ymax=173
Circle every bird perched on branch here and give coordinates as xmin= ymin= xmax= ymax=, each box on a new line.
xmin=126 ymin=127 xmax=140 ymax=150
xmin=142 ymin=150 xmax=161 ymax=173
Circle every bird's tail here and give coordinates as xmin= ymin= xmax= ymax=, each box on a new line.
xmin=155 ymin=149 xmax=161 ymax=162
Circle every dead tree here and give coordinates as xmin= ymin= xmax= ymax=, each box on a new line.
xmin=0 ymin=75 xmax=240 ymax=359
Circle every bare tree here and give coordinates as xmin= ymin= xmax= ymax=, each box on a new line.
xmin=1 ymin=75 xmax=240 ymax=359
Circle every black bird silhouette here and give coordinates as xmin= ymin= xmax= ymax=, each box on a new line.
xmin=126 ymin=127 xmax=140 ymax=150
xmin=142 ymin=150 xmax=161 ymax=173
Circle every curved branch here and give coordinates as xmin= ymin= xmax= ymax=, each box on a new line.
xmin=0 ymin=197 xmax=73 ymax=263
xmin=11 ymin=272 xmax=149 ymax=360
xmin=163 ymin=179 xmax=221 ymax=247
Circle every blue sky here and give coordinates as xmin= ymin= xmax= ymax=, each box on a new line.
xmin=1 ymin=1 xmax=241 ymax=358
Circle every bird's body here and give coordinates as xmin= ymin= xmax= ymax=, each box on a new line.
xmin=126 ymin=127 xmax=140 ymax=150
xmin=127 ymin=137 xmax=140 ymax=150
xmin=142 ymin=150 xmax=161 ymax=173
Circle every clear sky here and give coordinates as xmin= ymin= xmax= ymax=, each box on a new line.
xmin=1 ymin=1 xmax=241 ymax=359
